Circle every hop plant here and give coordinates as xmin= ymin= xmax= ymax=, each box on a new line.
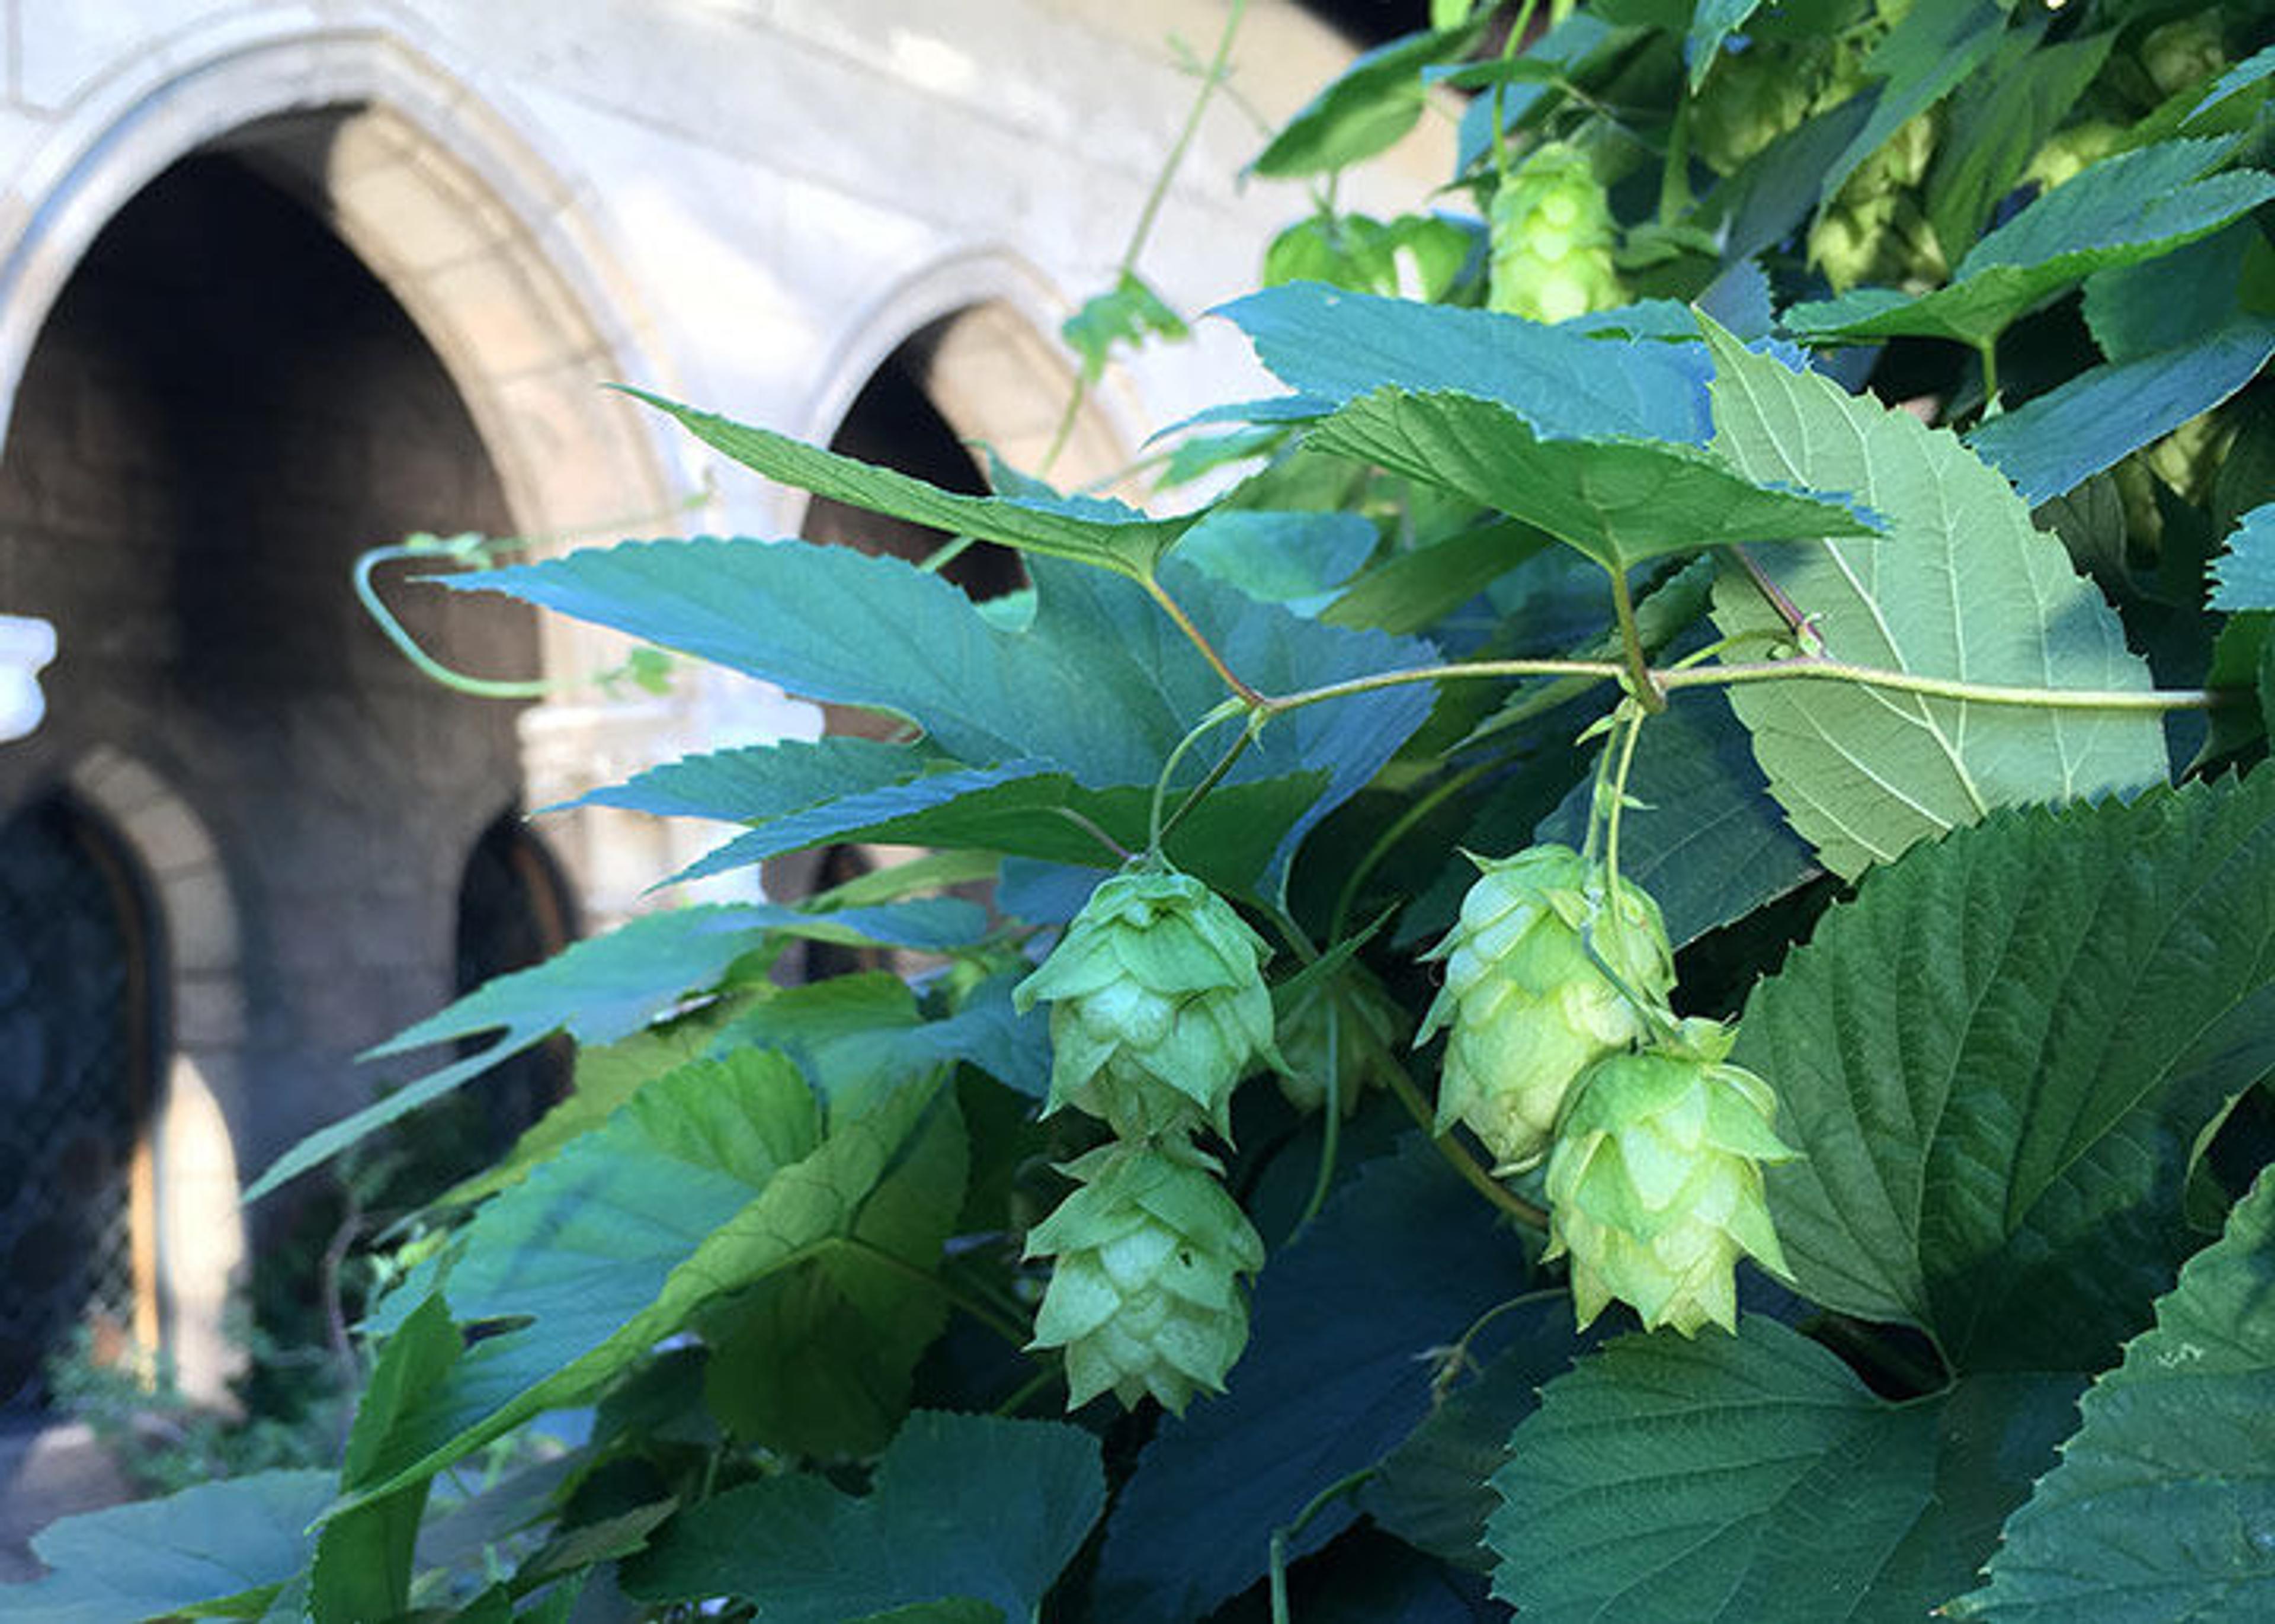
xmin=1014 ymin=864 xmax=1278 ymax=1140
xmin=1487 ymin=142 xmax=1624 ymax=323
xmin=1276 ymin=961 xmax=1406 ymax=1117
xmin=1417 ymin=845 xmax=1673 ymax=1171
xmin=1024 ymin=1139 xmax=1265 ymax=1414
xmin=1544 ymin=1019 xmax=1798 ymax=1336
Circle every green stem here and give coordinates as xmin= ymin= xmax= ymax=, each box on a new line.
xmin=1263 ymin=655 xmax=1627 ymax=716
xmin=1269 ymin=1468 xmax=1380 ymax=1624
xmin=1156 ymin=719 xmax=1259 ymax=849
xmin=991 ymin=1366 xmax=1060 ymax=1418
xmin=1607 ymin=568 xmax=1665 ymax=710
xmin=1146 ymin=576 xmax=1271 ymax=706
xmin=354 ymin=546 xmax=554 ymax=700
xmin=1042 ymin=0 xmax=1248 ymax=475
xmin=1601 ymin=702 xmax=1646 ymax=894
xmin=1053 ymin=807 xmax=1135 ymax=866
xmin=1658 ymin=658 xmax=2234 ymax=712
xmin=917 ymin=533 xmax=977 ymax=576
xmin=1489 ymin=0 xmax=1543 ymax=179
xmin=1378 ymin=1060 xmax=1549 ymax=1230
xmin=1978 ymin=336 xmax=2002 ymax=417
xmin=1148 ymin=699 xmax=1252 ymax=853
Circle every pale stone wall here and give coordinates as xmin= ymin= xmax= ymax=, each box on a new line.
xmin=0 ymin=0 xmax=1446 ymax=1403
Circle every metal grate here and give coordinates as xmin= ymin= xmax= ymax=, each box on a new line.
xmin=0 ymin=797 xmax=152 ymax=1409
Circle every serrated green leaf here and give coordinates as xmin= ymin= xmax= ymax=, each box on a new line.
xmin=1818 ymin=0 xmax=2005 ymax=206
xmin=621 ymin=388 xmax=1193 ymax=578
xmin=463 ymin=543 xmax=1432 ymax=899
xmin=1790 ymin=140 xmax=2275 ymax=348
xmin=702 ymin=1084 xmax=966 ymax=1458
xmin=672 ymin=764 xmax=1324 ymax=903
xmin=1735 ymin=771 xmax=2275 ymax=1371
xmin=1306 ymin=386 xmax=1879 ymax=574
xmin=1926 ymin=27 xmax=2115 ymax=255
xmin=1966 ymin=321 xmax=2275 ymax=506
xmin=1250 ymin=23 xmax=1483 ymax=178
xmin=1263 ymin=212 xmax=1475 ymax=302
xmin=1947 ymin=1171 xmax=2275 ymax=1620
xmin=1060 ymin=271 xmax=1187 ymax=382
xmin=1703 ymin=326 xmax=2164 ymax=879
xmin=246 ymin=905 xmax=771 ymax=1200
xmin=348 ymin=1056 xmax=954 ymax=1503
xmin=2212 ymin=502 xmax=2275 ymax=610
xmin=0 ymin=1470 xmax=335 ymax=1622
xmin=569 ymin=735 xmax=935 ymax=823
xmin=1536 ymin=688 xmax=1818 ymax=948
xmin=310 ymin=1296 xmax=461 ymax=1623
xmin=1215 ymin=283 xmax=1715 ymax=444
xmin=1487 ymin=1319 xmax=2080 ymax=1623
xmin=1090 ymin=1139 xmax=1542 ymax=1624
xmin=1687 ymin=1 xmax=1767 ymax=91
xmin=621 ymin=1411 xmax=1103 ymax=1621
xmin=2190 ymin=40 xmax=2275 ymax=124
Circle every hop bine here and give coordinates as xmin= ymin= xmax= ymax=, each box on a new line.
xmin=1417 ymin=845 xmax=1674 ymax=1171
xmin=1545 ymin=1018 xmax=1798 ymax=1336
xmin=1024 ymin=1139 xmax=1265 ymax=1414
xmin=1013 ymin=864 xmax=1279 ymax=1141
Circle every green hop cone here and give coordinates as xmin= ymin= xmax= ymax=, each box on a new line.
xmin=1024 ymin=1139 xmax=1265 ymax=1414
xmin=1014 ymin=865 xmax=1278 ymax=1139
xmin=1487 ymin=142 xmax=1625 ymax=323
xmin=1276 ymin=961 xmax=1406 ymax=1117
xmin=1417 ymin=845 xmax=1674 ymax=1171
xmin=1544 ymin=1019 xmax=1798 ymax=1337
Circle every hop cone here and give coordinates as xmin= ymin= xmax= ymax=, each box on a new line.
xmin=1276 ymin=962 xmax=1406 ymax=1117
xmin=1545 ymin=1021 xmax=1797 ymax=1336
xmin=1487 ymin=142 xmax=1624 ymax=323
xmin=1014 ymin=866 xmax=1277 ymax=1139
xmin=1417 ymin=846 xmax=1673 ymax=1171
xmin=1025 ymin=1140 xmax=1264 ymax=1414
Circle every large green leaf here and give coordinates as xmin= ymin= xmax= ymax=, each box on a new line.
xmin=310 ymin=1295 xmax=462 ymax=1622
xmin=621 ymin=1411 xmax=1104 ymax=1620
xmin=667 ymin=763 xmax=1322 ymax=903
xmin=0 ymin=1470 xmax=335 ymax=1622
xmin=1966 ymin=321 xmax=2275 ymax=506
xmin=351 ymin=1055 xmax=954 ymax=1501
xmin=700 ymin=1083 xmax=967 ymax=1459
xmin=1250 ymin=23 xmax=1484 ymax=177
xmin=246 ymin=905 xmax=771 ymax=1199
xmin=1816 ymin=0 xmax=2006 ymax=206
xmin=1090 ymin=1138 xmax=1543 ymax=1624
xmin=1925 ymin=26 xmax=2115 ymax=256
xmin=1734 ymin=771 xmax=2275 ymax=1372
xmin=466 ymin=544 xmax=1433 ymax=898
xmin=1305 ymin=387 xmax=1879 ymax=573
xmin=1703 ymin=325 xmax=2164 ymax=880
xmin=1487 ymin=1319 xmax=2081 ymax=1623
xmin=1535 ymin=688 xmax=1818 ymax=949
xmin=1789 ymin=140 xmax=2275 ymax=348
xmin=1214 ymin=283 xmax=1715 ymax=444
xmin=1687 ymin=1 xmax=1766 ymax=89
xmin=624 ymin=389 xmax=1194 ymax=579
xmin=1947 ymin=1171 xmax=2275 ymax=1620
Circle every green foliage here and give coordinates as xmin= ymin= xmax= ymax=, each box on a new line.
xmin=1948 ymin=1171 xmax=2275 ymax=1619
xmin=26 ymin=5 xmax=2275 ymax=1619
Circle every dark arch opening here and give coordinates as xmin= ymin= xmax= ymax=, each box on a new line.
xmin=0 ymin=794 xmax=163 ymax=1410
xmin=448 ymin=812 xmax=578 ymax=1164
xmin=802 ymin=321 xmax=1024 ymax=603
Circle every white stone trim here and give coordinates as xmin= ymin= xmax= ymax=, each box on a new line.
xmin=60 ymin=747 xmax=245 ymax=1408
